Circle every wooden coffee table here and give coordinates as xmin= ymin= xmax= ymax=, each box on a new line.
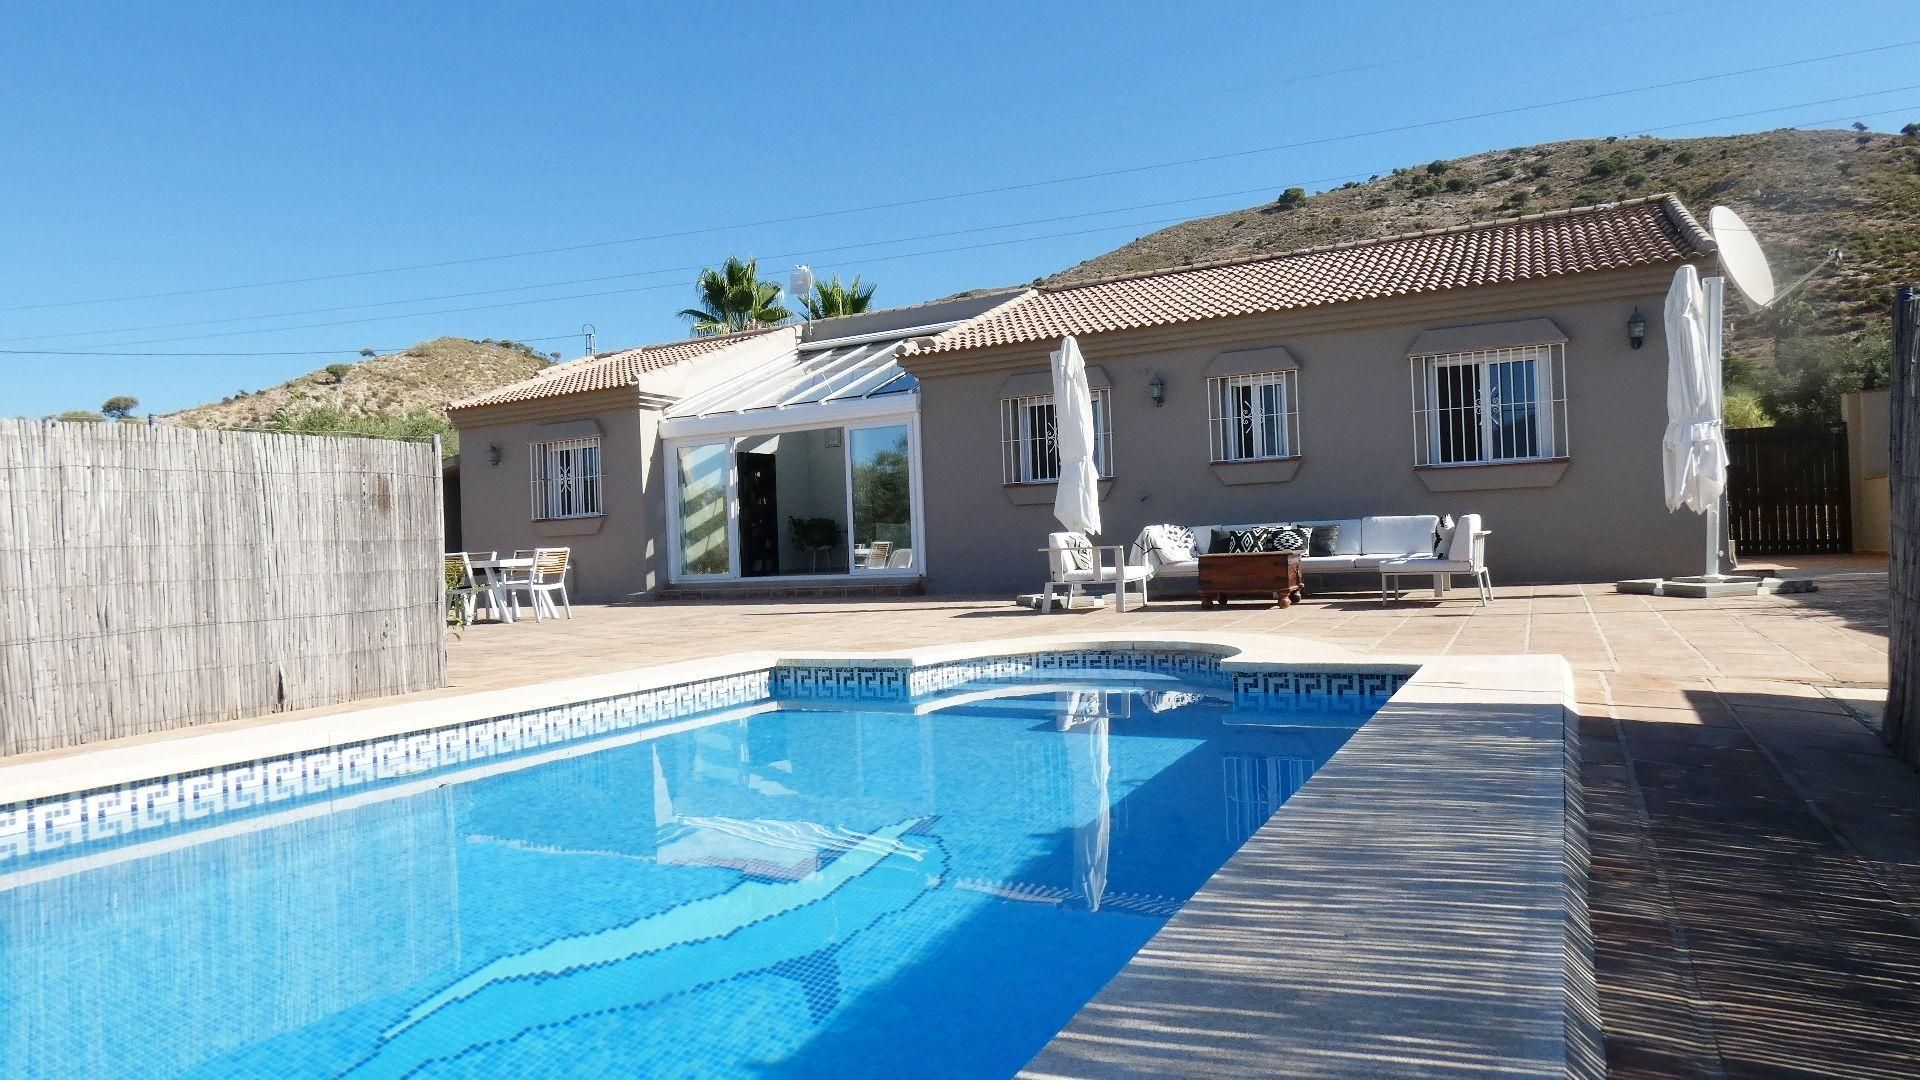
xmin=1198 ymin=551 xmax=1305 ymax=608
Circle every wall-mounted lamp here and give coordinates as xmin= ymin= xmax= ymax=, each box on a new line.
xmin=486 ymin=443 xmax=502 ymax=467
xmin=1147 ymin=374 xmax=1166 ymax=407
xmin=1627 ymin=307 xmax=1647 ymax=350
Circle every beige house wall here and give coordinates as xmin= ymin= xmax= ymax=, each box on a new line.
xmin=1843 ymin=388 xmax=1891 ymax=554
xmin=450 ymin=330 xmax=796 ymax=602
xmin=454 ymin=392 xmax=661 ymax=603
xmin=906 ymin=266 xmax=1707 ymax=594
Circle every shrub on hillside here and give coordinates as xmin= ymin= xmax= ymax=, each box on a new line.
xmin=265 ymin=406 xmax=458 ymax=458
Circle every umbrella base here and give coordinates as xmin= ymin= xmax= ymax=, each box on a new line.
xmin=1615 ymin=575 xmax=1791 ymax=598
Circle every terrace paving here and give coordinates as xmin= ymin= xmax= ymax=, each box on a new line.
xmin=432 ymin=561 xmax=1916 ymax=1078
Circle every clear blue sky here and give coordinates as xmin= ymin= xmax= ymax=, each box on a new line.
xmin=3 ymin=0 xmax=1915 ymax=417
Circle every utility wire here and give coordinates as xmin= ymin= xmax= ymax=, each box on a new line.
xmin=0 ymin=0 xmax=1744 ymax=282
xmin=0 ymin=334 xmax=583 ymax=358
xmin=0 ymin=185 xmax=1289 ymax=344
xmin=14 ymin=85 xmax=1918 ymax=355
xmin=3 ymin=36 xmax=1913 ymax=316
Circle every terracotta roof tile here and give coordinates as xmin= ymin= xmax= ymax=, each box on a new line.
xmin=448 ymin=328 xmax=777 ymax=410
xmin=903 ymin=195 xmax=1713 ymax=357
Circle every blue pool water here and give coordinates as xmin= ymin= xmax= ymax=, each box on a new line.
xmin=1 ymin=671 xmax=1380 ymax=1079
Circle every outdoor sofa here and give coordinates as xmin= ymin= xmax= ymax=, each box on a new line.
xmin=1131 ymin=514 xmax=1492 ymax=603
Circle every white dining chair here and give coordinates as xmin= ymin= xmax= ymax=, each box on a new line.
xmin=886 ymin=548 xmax=915 ymax=569
xmin=505 ymin=547 xmax=573 ymax=621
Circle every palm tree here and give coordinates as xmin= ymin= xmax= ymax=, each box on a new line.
xmin=800 ymin=275 xmax=877 ymax=320
xmin=678 ymin=257 xmax=792 ymax=335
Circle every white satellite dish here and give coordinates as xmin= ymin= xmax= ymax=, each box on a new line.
xmin=1708 ymin=205 xmax=1775 ymax=309
xmin=789 ymin=264 xmax=816 ymax=301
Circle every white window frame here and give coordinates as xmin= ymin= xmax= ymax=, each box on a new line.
xmin=1208 ymin=370 xmax=1300 ymax=463
xmin=1410 ymin=343 xmax=1568 ymax=467
xmin=529 ymin=436 xmax=604 ymax=520
xmin=1000 ymin=389 xmax=1112 ymax=484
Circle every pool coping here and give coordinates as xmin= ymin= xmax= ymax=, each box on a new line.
xmin=0 ymin=632 xmax=1595 ymax=1079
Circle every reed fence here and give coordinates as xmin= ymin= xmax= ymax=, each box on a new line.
xmin=0 ymin=420 xmax=445 ymax=756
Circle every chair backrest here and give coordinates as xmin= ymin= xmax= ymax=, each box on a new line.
xmin=1047 ymin=532 xmax=1094 ymax=580
xmin=1447 ymin=514 xmax=1485 ymax=568
xmin=862 ymin=541 xmax=894 ymax=569
xmin=512 ymin=549 xmax=536 ymax=561
xmin=444 ymin=552 xmax=476 ymax=590
xmin=533 ymin=547 xmax=570 ymax=580
xmin=886 ymin=548 xmax=915 ymax=569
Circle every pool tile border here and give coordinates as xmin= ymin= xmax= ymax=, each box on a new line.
xmin=1 ymin=646 xmax=1403 ymax=868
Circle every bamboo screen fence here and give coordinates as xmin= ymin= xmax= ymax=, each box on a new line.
xmin=1888 ymin=285 xmax=1919 ymax=769
xmin=0 ymin=420 xmax=446 ymax=756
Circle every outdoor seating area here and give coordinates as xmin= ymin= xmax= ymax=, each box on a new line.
xmin=444 ymin=546 xmax=575 ymax=623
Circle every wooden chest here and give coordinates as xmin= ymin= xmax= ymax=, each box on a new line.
xmin=1197 ymin=551 xmax=1305 ymax=608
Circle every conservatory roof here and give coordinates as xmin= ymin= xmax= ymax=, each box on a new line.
xmin=661 ymin=322 xmax=949 ymax=420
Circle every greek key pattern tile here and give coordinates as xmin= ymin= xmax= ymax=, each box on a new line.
xmin=774 ymin=650 xmax=1232 ymax=703
xmin=1233 ymin=669 xmax=1407 ymax=709
xmin=0 ymin=670 xmax=770 ymax=868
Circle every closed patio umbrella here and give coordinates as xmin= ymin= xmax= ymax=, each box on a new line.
xmin=1051 ymin=336 xmax=1101 ymax=536
xmin=1662 ymin=264 xmax=1727 ymax=576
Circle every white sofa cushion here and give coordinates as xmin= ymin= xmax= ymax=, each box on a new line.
xmin=1299 ymin=555 xmax=1357 ymax=572
xmin=1360 ymin=515 xmax=1440 ymax=556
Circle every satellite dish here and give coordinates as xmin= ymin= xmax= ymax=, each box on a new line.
xmin=1708 ymin=205 xmax=1775 ymax=309
xmin=790 ymin=264 xmax=815 ymax=300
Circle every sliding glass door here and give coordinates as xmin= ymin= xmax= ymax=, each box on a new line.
xmin=669 ymin=421 xmax=919 ymax=581
xmin=848 ymin=424 xmax=914 ymax=571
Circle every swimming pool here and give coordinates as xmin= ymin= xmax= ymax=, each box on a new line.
xmin=1 ymin=653 xmax=1402 ymax=1078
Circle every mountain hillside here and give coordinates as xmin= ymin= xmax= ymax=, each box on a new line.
xmin=169 ymin=337 xmax=553 ymax=428
xmin=1053 ymin=128 xmax=1920 ymax=356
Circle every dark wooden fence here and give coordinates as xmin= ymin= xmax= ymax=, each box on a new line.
xmin=0 ymin=420 xmax=446 ymax=755
xmin=1887 ymin=284 xmax=1919 ymax=768
xmin=1724 ymin=424 xmax=1853 ymax=556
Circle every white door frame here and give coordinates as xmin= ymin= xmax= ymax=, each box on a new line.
xmin=662 ymin=403 xmax=923 ymax=585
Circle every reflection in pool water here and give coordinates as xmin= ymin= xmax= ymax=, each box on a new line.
xmin=2 ymin=681 xmax=1374 ymax=1079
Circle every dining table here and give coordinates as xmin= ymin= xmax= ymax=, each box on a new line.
xmin=466 ymin=555 xmax=534 ymax=623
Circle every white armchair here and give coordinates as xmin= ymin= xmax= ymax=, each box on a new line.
xmin=1378 ymin=514 xmax=1493 ymax=605
xmin=1041 ymin=532 xmax=1151 ymax=613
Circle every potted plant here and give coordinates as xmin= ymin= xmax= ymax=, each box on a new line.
xmin=788 ymin=516 xmax=845 ymax=572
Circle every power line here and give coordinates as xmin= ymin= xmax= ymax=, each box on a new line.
xmin=4 ymin=36 xmax=1913 ymax=317
xmin=12 ymin=85 xmax=1909 ymax=367
xmin=15 ymin=82 xmax=1919 ymax=353
xmin=0 ymin=0 xmax=1744 ymax=283
xmin=0 ymin=185 xmax=1288 ymax=344
xmin=0 ymin=332 xmax=579 ymax=357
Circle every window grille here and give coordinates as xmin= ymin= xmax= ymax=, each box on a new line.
xmin=530 ymin=436 xmax=603 ymax=519
xmin=1409 ymin=343 xmax=1567 ymax=467
xmin=1207 ymin=370 xmax=1300 ymax=462
xmin=1000 ymin=389 xmax=1112 ymax=484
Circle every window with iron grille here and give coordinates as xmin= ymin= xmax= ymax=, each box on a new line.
xmin=1000 ymin=389 xmax=1112 ymax=484
xmin=1207 ymin=370 xmax=1300 ymax=462
xmin=1410 ymin=343 xmax=1568 ymax=467
xmin=530 ymin=436 xmax=603 ymax=519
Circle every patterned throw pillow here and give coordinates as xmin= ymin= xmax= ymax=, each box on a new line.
xmin=1149 ymin=524 xmax=1196 ymax=560
xmin=1309 ymin=523 xmax=1339 ymax=558
xmin=1226 ymin=527 xmax=1270 ymax=554
xmin=1433 ymin=514 xmax=1457 ymax=556
xmin=1267 ymin=524 xmax=1311 ymax=554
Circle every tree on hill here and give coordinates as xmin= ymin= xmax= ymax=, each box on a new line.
xmin=49 ymin=409 xmax=104 ymax=422
xmin=679 ymin=257 xmax=792 ymax=336
xmin=800 ymin=275 xmax=877 ymax=320
xmin=100 ymin=395 xmax=139 ymax=420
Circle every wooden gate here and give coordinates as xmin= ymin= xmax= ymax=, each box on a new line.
xmin=1724 ymin=424 xmax=1852 ymax=556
